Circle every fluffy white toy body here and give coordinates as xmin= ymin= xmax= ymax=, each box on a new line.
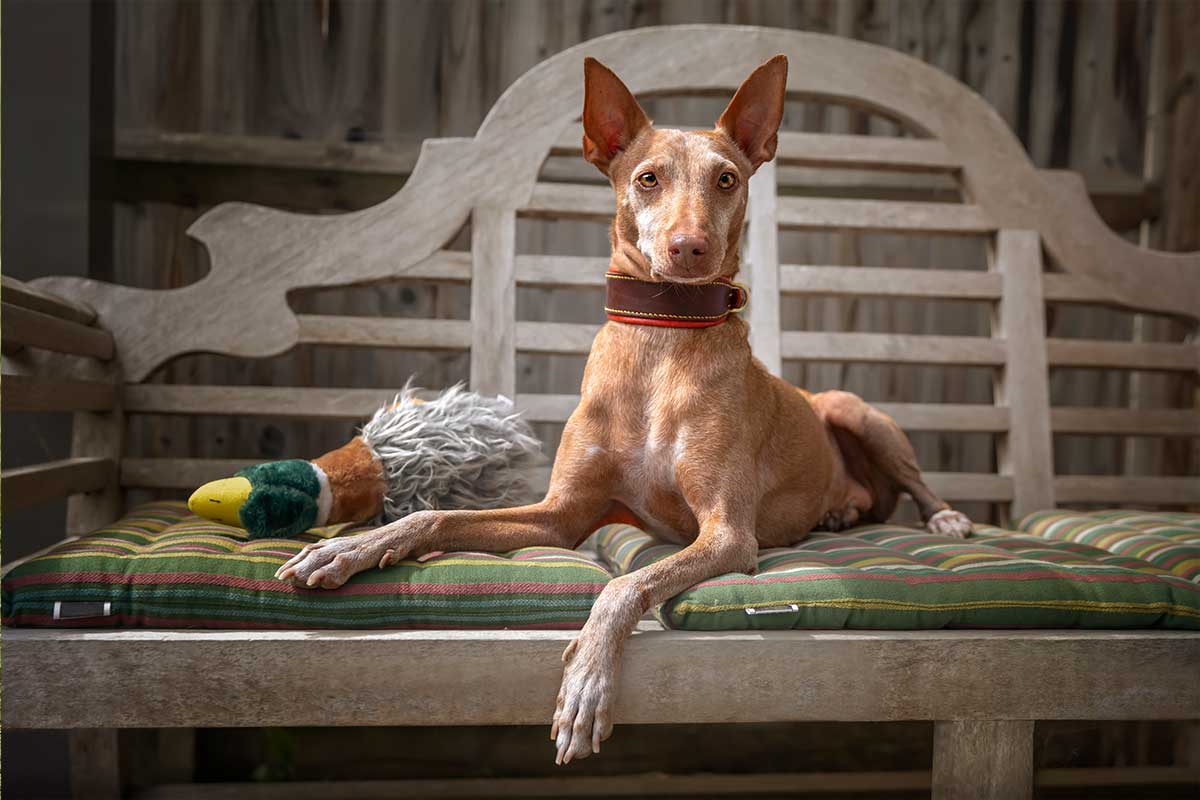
xmin=188 ymin=384 xmax=545 ymax=539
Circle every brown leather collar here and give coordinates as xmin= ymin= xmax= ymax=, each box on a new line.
xmin=604 ymin=272 xmax=749 ymax=328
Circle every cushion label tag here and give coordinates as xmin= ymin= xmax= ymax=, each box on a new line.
xmin=53 ymin=601 xmax=113 ymax=620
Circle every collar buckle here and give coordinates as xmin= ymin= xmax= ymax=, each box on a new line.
xmin=726 ymin=280 xmax=750 ymax=314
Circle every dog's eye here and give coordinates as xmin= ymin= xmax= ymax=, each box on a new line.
xmin=636 ymin=172 xmax=658 ymax=189
xmin=717 ymin=172 xmax=737 ymax=190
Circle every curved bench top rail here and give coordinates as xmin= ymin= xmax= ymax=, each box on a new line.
xmin=34 ymin=24 xmax=1199 ymax=382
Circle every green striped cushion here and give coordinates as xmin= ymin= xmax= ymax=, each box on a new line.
xmin=592 ymin=512 xmax=1200 ymax=631
xmin=1016 ymin=509 xmax=1200 ymax=581
xmin=3 ymin=501 xmax=611 ymax=630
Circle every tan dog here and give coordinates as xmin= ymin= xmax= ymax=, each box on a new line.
xmin=276 ymin=55 xmax=972 ymax=764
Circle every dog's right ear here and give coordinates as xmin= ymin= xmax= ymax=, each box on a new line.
xmin=582 ymin=57 xmax=651 ymax=176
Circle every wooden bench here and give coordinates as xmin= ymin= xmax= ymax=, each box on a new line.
xmin=4 ymin=25 xmax=1198 ymax=799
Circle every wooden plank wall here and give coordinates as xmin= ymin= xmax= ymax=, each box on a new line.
xmin=110 ymin=0 xmax=1196 ymax=516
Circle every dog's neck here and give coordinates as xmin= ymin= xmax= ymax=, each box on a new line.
xmin=605 ymin=244 xmax=747 ymax=330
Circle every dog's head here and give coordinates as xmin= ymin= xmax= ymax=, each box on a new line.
xmin=582 ymin=55 xmax=787 ymax=284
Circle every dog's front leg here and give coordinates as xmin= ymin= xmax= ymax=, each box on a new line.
xmin=276 ymin=470 xmax=615 ymax=589
xmin=552 ymin=507 xmax=758 ymax=764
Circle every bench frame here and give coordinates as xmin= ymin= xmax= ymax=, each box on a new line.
xmin=3 ymin=24 xmax=1199 ymax=799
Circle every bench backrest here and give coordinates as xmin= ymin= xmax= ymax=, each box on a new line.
xmin=27 ymin=25 xmax=1199 ymax=530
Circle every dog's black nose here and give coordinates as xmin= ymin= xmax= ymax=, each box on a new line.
xmin=668 ymin=233 xmax=708 ymax=269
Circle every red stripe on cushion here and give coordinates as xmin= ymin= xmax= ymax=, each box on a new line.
xmin=5 ymin=571 xmax=609 ymax=595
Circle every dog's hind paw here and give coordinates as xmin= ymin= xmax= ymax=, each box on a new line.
xmin=926 ymin=508 xmax=973 ymax=538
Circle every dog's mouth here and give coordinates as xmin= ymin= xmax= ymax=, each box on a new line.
xmin=649 ymin=268 xmax=721 ymax=285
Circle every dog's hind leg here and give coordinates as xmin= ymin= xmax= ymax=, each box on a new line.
xmin=812 ymin=391 xmax=973 ymax=538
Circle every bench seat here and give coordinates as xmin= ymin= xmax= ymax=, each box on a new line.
xmin=5 ymin=624 xmax=1200 ymax=729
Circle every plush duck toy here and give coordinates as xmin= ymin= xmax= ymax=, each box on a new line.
xmin=187 ymin=385 xmax=545 ymax=539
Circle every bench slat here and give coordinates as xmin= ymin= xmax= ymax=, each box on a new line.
xmin=1 ymin=302 xmax=115 ymax=360
xmin=1046 ymin=339 xmax=1199 ymax=371
xmin=1042 ymin=272 xmax=1128 ymax=306
xmin=120 ymin=458 xmax=255 ymax=489
xmin=517 ymin=255 xmax=609 ymax=287
xmin=2 ymin=457 xmax=115 ymax=510
xmin=3 ymin=374 xmax=116 ymax=412
xmin=516 ymin=321 xmax=601 ymax=354
xmin=522 ymin=183 xmax=613 ymax=220
xmin=781 ymin=332 xmax=1006 ymax=366
xmin=923 ymin=473 xmax=1013 ymax=502
xmin=1053 ymin=476 xmax=1200 ymax=505
xmin=124 ymin=386 xmax=408 ymax=419
xmin=553 ymin=127 xmax=961 ymax=172
xmin=119 ymin=457 xmax=1009 ymax=501
xmin=780 ymin=266 xmax=1002 ymax=300
xmin=1 ymin=276 xmax=97 ymax=325
xmin=1051 ymin=408 xmax=1200 ymax=436
xmin=777 ymin=197 xmax=994 ymax=234
xmin=521 ymin=187 xmax=996 ymax=234
xmin=123 ymin=386 xmax=578 ymax=424
xmin=123 ymin=388 xmax=1007 ymax=432
xmin=296 ymin=315 xmax=472 ymax=350
xmin=6 ymin=627 xmax=1196 ymax=728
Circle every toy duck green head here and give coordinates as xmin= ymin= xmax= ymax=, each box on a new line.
xmin=188 ymin=460 xmax=329 ymax=539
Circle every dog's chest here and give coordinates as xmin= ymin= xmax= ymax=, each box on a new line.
xmin=611 ymin=399 xmax=699 ymax=544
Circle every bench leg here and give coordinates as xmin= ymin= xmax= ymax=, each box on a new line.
xmin=932 ymin=720 xmax=1034 ymax=800
xmin=69 ymin=729 xmax=121 ymax=800
xmin=157 ymin=728 xmax=196 ymax=783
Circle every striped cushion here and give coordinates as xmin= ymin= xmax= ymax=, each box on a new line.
xmin=2 ymin=502 xmax=611 ymax=630
xmin=1016 ymin=510 xmax=1200 ymax=581
xmin=592 ymin=510 xmax=1200 ymax=631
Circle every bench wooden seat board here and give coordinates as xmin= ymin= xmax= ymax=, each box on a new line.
xmin=3 ymin=24 xmax=1198 ymax=800
xmin=5 ymin=626 xmax=1200 ymax=730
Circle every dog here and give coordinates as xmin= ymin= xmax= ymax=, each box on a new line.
xmin=276 ymin=54 xmax=973 ymax=765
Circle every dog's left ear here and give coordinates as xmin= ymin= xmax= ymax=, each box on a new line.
xmin=717 ymin=55 xmax=788 ymax=172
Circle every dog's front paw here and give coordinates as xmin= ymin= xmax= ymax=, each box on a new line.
xmin=274 ymin=530 xmax=403 ymax=589
xmin=551 ymin=637 xmax=616 ymax=765
xmin=927 ymin=508 xmax=973 ymax=538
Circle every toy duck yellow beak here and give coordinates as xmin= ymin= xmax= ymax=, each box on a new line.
xmin=188 ymin=476 xmax=253 ymax=527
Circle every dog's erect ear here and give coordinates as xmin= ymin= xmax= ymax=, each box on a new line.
xmin=582 ymin=57 xmax=651 ymax=175
xmin=716 ymin=55 xmax=788 ymax=171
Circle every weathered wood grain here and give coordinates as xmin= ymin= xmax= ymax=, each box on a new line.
xmin=777 ymin=197 xmax=994 ymax=234
xmin=553 ymin=126 xmax=962 ymax=172
xmin=992 ymin=231 xmax=1055 ymax=517
xmin=780 ymin=266 xmax=1003 ymax=300
xmin=932 ymin=720 xmax=1033 ymax=800
xmin=781 ymin=332 xmax=1006 ymax=366
xmin=44 ymin=26 xmax=1200 ymax=383
xmin=5 ymin=627 xmax=1198 ymax=729
xmin=296 ymin=316 xmax=472 ymax=350
xmin=1050 ymin=408 xmax=1200 ymax=437
xmin=1045 ymin=339 xmax=1199 ymax=372
xmin=746 ymin=160 xmax=782 ymax=375
xmin=2 ymin=374 xmax=116 ymax=412
xmin=469 ymin=206 xmax=517 ymax=397
xmin=1 ymin=302 xmax=114 ymax=361
xmin=2 ymin=457 xmax=115 ymax=510
xmin=1 ymin=276 xmax=97 ymax=325
xmin=122 ymin=385 xmax=576 ymax=424
xmin=1053 ymin=476 xmax=1200 ymax=505
xmin=120 ymin=458 xmax=256 ymax=489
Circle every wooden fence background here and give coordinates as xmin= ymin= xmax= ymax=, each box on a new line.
xmin=109 ymin=0 xmax=1197 ymax=520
